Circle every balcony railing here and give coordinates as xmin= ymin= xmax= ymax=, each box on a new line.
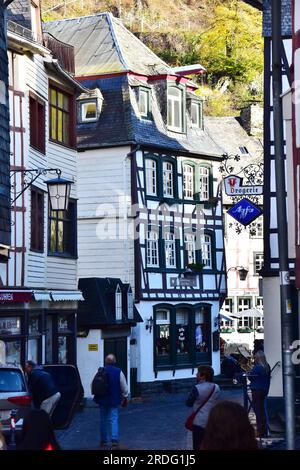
xmin=43 ymin=33 xmax=75 ymax=75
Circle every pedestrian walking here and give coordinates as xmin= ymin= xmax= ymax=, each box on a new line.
xmin=185 ymin=365 xmax=220 ymax=450
xmin=17 ymin=409 xmax=60 ymax=450
xmin=24 ymin=361 xmax=61 ymax=418
xmin=248 ymin=350 xmax=271 ymax=438
xmin=201 ymin=401 xmax=258 ymax=450
xmin=93 ymin=354 xmax=128 ymax=448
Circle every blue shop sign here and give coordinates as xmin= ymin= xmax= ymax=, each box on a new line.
xmin=227 ymin=198 xmax=262 ymax=226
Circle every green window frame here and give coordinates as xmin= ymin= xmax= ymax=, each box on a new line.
xmin=182 ymin=160 xmax=213 ymax=203
xmin=144 ymin=152 xmax=178 ymax=201
xmin=153 ymin=303 xmax=212 ymax=371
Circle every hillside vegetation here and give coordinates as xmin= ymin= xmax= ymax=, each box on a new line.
xmin=42 ymin=0 xmax=263 ymax=116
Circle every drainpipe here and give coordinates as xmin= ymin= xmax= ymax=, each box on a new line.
xmin=123 ymin=145 xmax=140 ymax=283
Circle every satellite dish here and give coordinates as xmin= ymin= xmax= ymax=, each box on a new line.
xmin=0 ymin=340 xmax=6 ymax=364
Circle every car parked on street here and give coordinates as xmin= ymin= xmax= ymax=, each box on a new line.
xmin=0 ymin=365 xmax=31 ymax=435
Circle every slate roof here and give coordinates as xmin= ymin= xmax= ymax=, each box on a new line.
xmin=205 ymin=116 xmax=263 ymax=205
xmin=76 ymin=75 xmax=223 ymax=157
xmin=46 ymin=13 xmax=223 ymax=158
xmin=6 ymin=0 xmax=32 ymax=30
xmin=0 ymin=8 xmax=11 ymax=247
xmin=44 ymin=13 xmax=172 ymax=77
xmin=78 ymin=278 xmax=143 ymax=328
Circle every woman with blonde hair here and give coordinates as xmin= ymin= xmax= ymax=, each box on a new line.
xmin=248 ymin=350 xmax=271 ymax=438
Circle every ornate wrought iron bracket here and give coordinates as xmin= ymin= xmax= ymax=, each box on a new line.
xmin=10 ymin=168 xmax=61 ymax=204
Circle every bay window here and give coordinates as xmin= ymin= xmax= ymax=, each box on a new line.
xmin=154 ymin=304 xmax=211 ymax=369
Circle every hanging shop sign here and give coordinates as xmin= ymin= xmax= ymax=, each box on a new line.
xmin=227 ymin=198 xmax=263 ymax=226
xmin=224 ymin=175 xmax=263 ymax=196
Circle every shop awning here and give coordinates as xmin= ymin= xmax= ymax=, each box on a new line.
xmin=220 ymin=312 xmax=234 ymax=322
xmin=50 ymin=291 xmax=84 ymax=302
xmin=32 ymin=291 xmax=51 ymax=301
xmin=231 ymin=308 xmax=264 ymax=318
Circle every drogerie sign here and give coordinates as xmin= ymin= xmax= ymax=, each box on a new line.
xmin=224 ymin=175 xmax=263 ymax=196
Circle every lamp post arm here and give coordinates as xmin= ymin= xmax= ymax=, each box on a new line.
xmin=10 ymin=168 xmax=61 ymax=204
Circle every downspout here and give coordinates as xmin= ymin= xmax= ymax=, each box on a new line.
xmin=123 ymin=145 xmax=140 ymax=283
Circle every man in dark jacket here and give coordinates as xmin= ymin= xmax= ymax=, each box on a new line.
xmin=93 ymin=354 xmax=128 ymax=448
xmin=25 ymin=361 xmax=61 ymax=417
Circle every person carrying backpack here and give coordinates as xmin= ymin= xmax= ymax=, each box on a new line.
xmin=92 ymin=354 xmax=128 ymax=448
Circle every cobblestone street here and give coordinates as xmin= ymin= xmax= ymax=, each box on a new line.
xmin=56 ymin=390 xmax=243 ymax=450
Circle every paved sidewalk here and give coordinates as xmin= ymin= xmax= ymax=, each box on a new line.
xmin=56 ymin=389 xmax=243 ymax=450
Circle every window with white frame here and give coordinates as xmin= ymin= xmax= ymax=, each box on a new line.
xmin=146 ymin=231 xmax=159 ymax=267
xmin=164 ymin=232 xmax=176 ymax=268
xmin=199 ymin=166 xmax=210 ymax=201
xmin=139 ymin=89 xmax=150 ymax=117
xmin=184 ymin=233 xmax=196 ymax=264
xmin=183 ymin=164 xmax=194 ymax=199
xmin=115 ymin=285 xmax=122 ymax=320
xmin=238 ymin=298 xmax=251 ymax=312
xmin=155 ymin=309 xmax=170 ymax=357
xmin=250 ymin=216 xmax=263 ymax=238
xmin=80 ymin=100 xmax=97 ymax=122
xmin=201 ymin=234 xmax=212 ymax=269
xmin=145 ymin=158 xmax=157 ymax=196
xmin=254 ymin=253 xmax=264 ymax=275
xmin=167 ymin=86 xmax=183 ymax=132
xmin=256 ymin=297 xmax=263 ymax=311
xmin=223 ymin=298 xmax=233 ymax=312
xmin=163 ymin=161 xmax=174 ymax=197
xmin=127 ymin=287 xmax=134 ymax=319
xmin=239 ymin=146 xmax=249 ymax=155
xmin=191 ymin=101 xmax=203 ymax=128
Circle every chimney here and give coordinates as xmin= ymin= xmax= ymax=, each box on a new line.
xmin=239 ymin=104 xmax=263 ymax=138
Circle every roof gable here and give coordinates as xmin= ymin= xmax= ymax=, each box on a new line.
xmin=44 ymin=12 xmax=171 ymax=78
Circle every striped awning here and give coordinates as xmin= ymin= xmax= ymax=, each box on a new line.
xmin=50 ymin=291 xmax=84 ymax=302
xmin=32 ymin=291 xmax=51 ymax=301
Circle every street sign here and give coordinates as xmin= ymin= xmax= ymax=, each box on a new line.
xmin=227 ymin=198 xmax=262 ymax=226
xmin=224 ymin=175 xmax=263 ymax=196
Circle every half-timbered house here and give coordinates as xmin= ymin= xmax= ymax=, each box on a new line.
xmin=0 ymin=0 xmax=84 ymax=366
xmin=45 ymin=13 xmax=227 ymax=396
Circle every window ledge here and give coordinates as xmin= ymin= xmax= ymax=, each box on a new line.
xmin=47 ymin=252 xmax=78 ymax=260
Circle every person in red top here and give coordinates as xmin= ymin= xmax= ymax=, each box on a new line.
xmin=17 ymin=409 xmax=60 ymax=450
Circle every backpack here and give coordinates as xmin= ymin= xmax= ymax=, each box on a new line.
xmin=91 ymin=367 xmax=109 ymax=397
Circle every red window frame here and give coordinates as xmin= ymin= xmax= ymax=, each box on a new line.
xmin=49 ymin=82 xmax=76 ymax=148
xmin=29 ymin=92 xmax=45 ymax=154
xmin=30 ymin=187 xmax=44 ymax=253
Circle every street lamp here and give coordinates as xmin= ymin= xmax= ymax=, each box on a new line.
xmin=227 ymin=266 xmax=248 ymax=281
xmin=46 ymin=175 xmax=72 ymax=211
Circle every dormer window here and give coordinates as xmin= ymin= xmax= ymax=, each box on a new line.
xmin=80 ymin=100 xmax=98 ymax=122
xmin=191 ymin=101 xmax=203 ymax=129
xmin=139 ymin=88 xmax=151 ymax=118
xmin=167 ymin=86 xmax=184 ymax=132
xmin=77 ymin=89 xmax=103 ymax=124
xmin=115 ymin=285 xmax=122 ymax=320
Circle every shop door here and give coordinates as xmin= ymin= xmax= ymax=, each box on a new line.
xmin=104 ymin=337 xmax=127 ymax=380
